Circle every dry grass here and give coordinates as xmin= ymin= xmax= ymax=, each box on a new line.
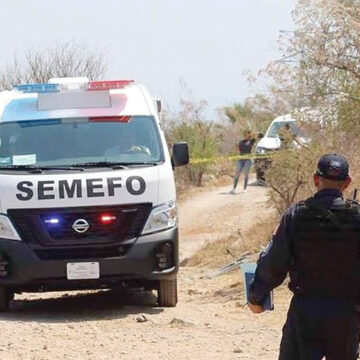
xmin=174 ymin=158 xmax=236 ymax=197
xmin=187 ymin=213 xmax=278 ymax=268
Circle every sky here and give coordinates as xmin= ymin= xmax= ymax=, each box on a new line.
xmin=0 ymin=0 xmax=296 ymax=119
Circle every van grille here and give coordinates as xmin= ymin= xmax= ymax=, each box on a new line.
xmin=7 ymin=203 xmax=152 ymax=260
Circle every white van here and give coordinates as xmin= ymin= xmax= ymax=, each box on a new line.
xmin=0 ymin=78 xmax=189 ymax=310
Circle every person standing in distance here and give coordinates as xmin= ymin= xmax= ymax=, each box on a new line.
xmin=248 ymin=153 xmax=360 ymax=360
xmin=230 ymin=130 xmax=256 ymax=194
xmin=278 ymin=123 xmax=294 ymax=150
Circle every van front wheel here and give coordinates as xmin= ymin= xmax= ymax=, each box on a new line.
xmin=0 ymin=288 xmax=12 ymax=312
xmin=157 ymin=279 xmax=178 ymax=307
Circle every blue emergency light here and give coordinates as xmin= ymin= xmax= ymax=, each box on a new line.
xmin=44 ymin=218 xmax=60 ymax=224
xmin=13 ymin=83 xmax=60 ymax=94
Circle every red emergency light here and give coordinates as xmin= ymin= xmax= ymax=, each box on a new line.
xmin=88 ymin=80 xmax=134 ymax=91
xmin=89 ymin=116 xmax=131 ymax=123
xmin=100 ymin=215 xmax=117 ymax=224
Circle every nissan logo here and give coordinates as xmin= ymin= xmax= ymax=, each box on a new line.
xmin=72 ymin=219 xmax=90 ymax=233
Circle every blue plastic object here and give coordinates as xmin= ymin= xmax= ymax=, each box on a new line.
xmin=240 ymin=262 xmax=274 ymax=311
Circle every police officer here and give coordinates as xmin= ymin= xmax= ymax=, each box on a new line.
xmin=248 ymin=153 xmax=360 ymax=360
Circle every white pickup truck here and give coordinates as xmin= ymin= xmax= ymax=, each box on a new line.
xmin=254 ymin=114 xmax=302 ymax=182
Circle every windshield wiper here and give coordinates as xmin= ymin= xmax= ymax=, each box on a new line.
xmin=71 ymin=161 xmax=129 ymax=169
xmin=41 ymin=166 xmax=85 ymax=171
xmin=124 ymin=161 xmax=161 ymax=166
xmin=0 ymin=165 xmax=84 ymax=173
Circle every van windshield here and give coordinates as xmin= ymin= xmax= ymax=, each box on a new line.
xmin=0 ymin=116 xmax=164 ymax=167
xmin=267 ymin=121 xmax=302 ymax=138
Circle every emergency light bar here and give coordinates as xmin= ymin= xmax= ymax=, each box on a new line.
xmin=13 ymin=80 xmax=134 ymax=94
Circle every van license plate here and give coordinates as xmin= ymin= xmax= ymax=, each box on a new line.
xmin=66 ymin=262 xmax=100 ymax=280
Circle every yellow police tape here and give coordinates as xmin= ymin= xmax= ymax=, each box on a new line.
xmin=190 ymin=152 xmax=276 ymax=165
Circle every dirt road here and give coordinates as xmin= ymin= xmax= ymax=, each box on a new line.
xmin=0 ymin=182 xmax=291 ymax=360
xmin=178 ymin=182 xmax=274 ymax=260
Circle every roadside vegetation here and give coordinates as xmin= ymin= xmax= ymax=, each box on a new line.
xmin=259 ymin=0 xmax=360 ymax=212
xmin=188 ymin=214 xmax=277 ymax=268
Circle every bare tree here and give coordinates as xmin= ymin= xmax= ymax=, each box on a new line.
xmin=251 ymin=0 xmax=360 ymax=211
xmin=165 ymin=97 xmax=220 ymax=187
xmin=0 ymin=41 xmax=107 ymax=90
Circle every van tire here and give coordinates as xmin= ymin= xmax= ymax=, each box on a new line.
xmin=0 ymin=288 xmax=12 ymax=312
xmin=157 ymin=279 xmax=177 ymax=307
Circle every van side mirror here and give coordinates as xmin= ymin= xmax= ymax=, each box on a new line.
xmin=172 ymin=142 xmax=189 ymax=167
xmin=258 ymin=133 xmax=264 ymax=139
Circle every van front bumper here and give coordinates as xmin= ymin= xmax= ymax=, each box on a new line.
xmin=0 ymin=227 xmax=178 ymax=292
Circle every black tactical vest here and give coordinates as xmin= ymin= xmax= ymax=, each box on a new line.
xmin=289 ymin=196 xmax=360 ymax=300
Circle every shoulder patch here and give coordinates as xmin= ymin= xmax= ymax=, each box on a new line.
xmin=261 ymin=239 xmax=273 ymax=258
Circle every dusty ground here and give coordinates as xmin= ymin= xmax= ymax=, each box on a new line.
xmin=178 ymin=180 xmax=274 ymax=260
xmin=0 ymin=180 xmax=292 ymax=360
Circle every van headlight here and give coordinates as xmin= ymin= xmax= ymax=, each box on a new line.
xmin=256 ymin=147 xmax=269 ymax=154
xmin=142 ymin=201 xmax=177 ymax=235
xmin=0 ymin=215 xmax=21 ymax=241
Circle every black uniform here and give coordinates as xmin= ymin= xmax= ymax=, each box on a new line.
xmin=249 ymin=188 xmax=360 ymax=360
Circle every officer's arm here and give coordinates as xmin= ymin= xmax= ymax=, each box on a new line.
xmin=249 ymin=207 xmax=293 ymax=306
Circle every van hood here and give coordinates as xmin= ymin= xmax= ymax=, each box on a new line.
xmin=0 ymin=165 xmax=174 ymax=213
xmin=256 ymin=137 xmax=281 ymax=151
